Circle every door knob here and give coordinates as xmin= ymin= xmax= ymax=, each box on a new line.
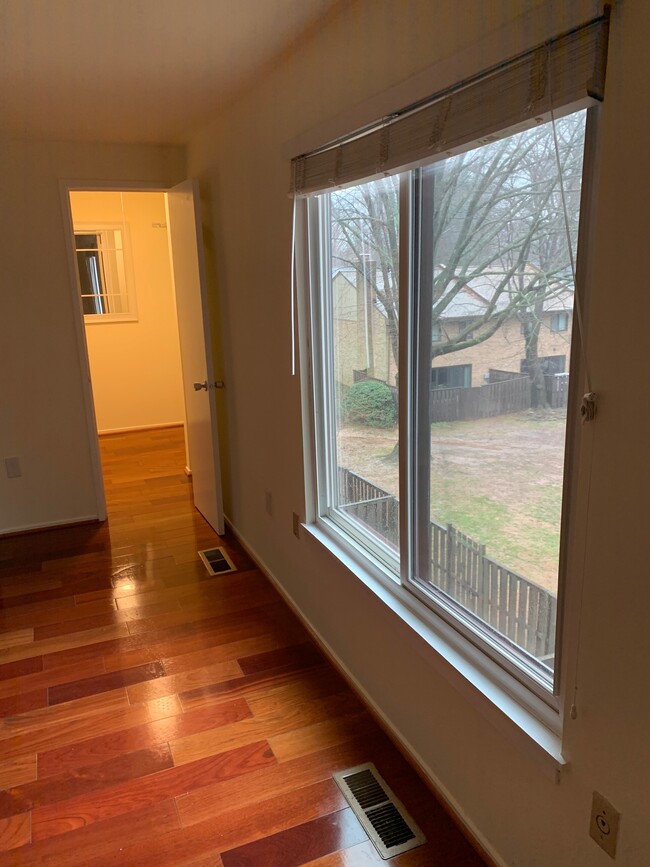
xmin=193 ymin=381 xmax=208 ymax=391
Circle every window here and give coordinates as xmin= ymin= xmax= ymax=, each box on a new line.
xmin=431 ymin=364 xmax=471 ymax=389
xmin=324 ymin=176 xmax=401 ymax=565
xmin=74 ymin=225 xmax=136 ymax=321
xmin=296 ymin=15 xmax=607 ymax=716
xmin=309 ymin=111 xmax=587 ymax=695
xmin=550 ymin=311 xmax=570 ymax=332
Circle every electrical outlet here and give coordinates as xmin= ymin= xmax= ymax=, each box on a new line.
xmin=590 ymin=791 xmax=620 ymax=859
xmin=265 ymin=490 xmax=273 ymax=517
xmin=292 ymin=512 xmax=300 ymax=538
xmin=4 ymin=457 xmax=21 ymax=478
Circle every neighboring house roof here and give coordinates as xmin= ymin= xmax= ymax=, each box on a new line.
xmin=332 ymin=268 xmax=357 ymax=289
xmin=434 ymin=265 xmax=574 ymax=320
xmin=333 ymin=264 xmax=574 ymax=320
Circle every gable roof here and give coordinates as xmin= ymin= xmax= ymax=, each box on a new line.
xmin=333 ymin=265 xmax=574 ymax=320
xmin=435 ymin=265 xmax=573 ymax=319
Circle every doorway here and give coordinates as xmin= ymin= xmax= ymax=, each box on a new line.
xmin=63 ymin=182 xmax=224 ymax=535
xmin=69 ymin=190 xmax=186 ymax=438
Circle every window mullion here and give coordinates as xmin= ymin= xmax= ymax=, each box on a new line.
xmin=412 ymin=169 xmax=435 ymax=586
xmin=397 ymin=173 xmax=414 ymax=585
xmin=313 ymin=195 xmax=336 ymax=519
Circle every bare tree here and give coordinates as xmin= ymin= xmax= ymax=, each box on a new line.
xmin=331 ymin=112 xmax=585 ymax=407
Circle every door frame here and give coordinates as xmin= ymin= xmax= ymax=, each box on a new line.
xmin=59 ymin=178 xmax=210 ymax=521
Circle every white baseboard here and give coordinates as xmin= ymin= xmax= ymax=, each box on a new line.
xmin=0 ymin=515 xmax=100 ymax=537
xmin=224 ymin=516 xmax=503 ymax=867
xmin=98 ymin=422 xmax=184 ymax=436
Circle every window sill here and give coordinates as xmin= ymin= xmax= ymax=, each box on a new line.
xmin=304 ymin=517 xmax=566 ymax=783
xmin=84 ymin=314 xmax=139 ymax=324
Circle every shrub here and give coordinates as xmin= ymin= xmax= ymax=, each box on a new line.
xmin=342 ymin=380 xmax=397 ymax=428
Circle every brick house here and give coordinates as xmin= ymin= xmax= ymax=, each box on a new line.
xmin=333 ymin=264 xmax=573 ymax=391
xmin=332 ymin=267 xmax=397 ymax=388
xmin=431 ymin=268 xmax=574 ymax=388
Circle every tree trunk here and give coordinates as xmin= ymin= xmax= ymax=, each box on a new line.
xmin=521 ymin=307 xmax=548 ymax=409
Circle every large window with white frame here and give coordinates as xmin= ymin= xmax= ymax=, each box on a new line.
xmin=297 ymin=15 xmax=608 ymax=708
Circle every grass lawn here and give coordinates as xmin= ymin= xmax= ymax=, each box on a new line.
xmin=337 ymin=409 xmax=567 ymax=590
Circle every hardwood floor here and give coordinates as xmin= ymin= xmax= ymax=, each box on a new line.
xmin=0 ymin=427 xmax=487 ymax=866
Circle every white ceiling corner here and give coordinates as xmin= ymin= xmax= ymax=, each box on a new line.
xmin=0 ymin=0 xmax=338 ymax=144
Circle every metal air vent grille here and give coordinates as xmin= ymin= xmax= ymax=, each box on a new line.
xmin=333 ymin=763 xmax=426 ymax=859
xmin=198 ymin=547 xmax=236 ymax=576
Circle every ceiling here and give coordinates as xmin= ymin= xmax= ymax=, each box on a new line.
xmin=0 ymin=0 xmax=339 ymax=144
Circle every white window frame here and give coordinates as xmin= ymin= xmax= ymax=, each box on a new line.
xmin=299 ymin=105 xmax=601 ymax=760
xmin=74 ymin=222 xmax=138 ymax=323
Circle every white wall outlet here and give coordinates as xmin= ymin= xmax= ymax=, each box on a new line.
xmin=590 ymin=791 xmax=620 ymax=859
xmin=265 ymin=490 xmax=273 ymax=517
xmin=4 ymin=457 xmax=21 ymax=478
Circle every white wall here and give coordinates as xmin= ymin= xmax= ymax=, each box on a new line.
xmin=0 ymin=141 xmax=184 ymax=533
xmin=70 ymin=191 xmax=185 ymax=434
xmin=187 ymin=1 xmax=650 ymax=864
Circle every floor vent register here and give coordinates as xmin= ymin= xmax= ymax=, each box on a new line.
xmin=333 ymin=763 xmax=426 ymax=859
xmin=198 ymin=547 xmax=237 ymax=576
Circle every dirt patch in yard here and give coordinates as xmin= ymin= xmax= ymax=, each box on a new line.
xmin=337 ymin=409 xmax=568 ymax=590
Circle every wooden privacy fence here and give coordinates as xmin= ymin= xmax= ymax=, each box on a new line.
xmin=352 ymin=372 xmax=567 ymax=423
xmin=430 ymin=375 xmax=531 ymax=423
xmin=338 ymin=466 xmax=400 ymax=545
xmin=545 ymin=373 xmax=569 ymax=408
xmin=431 ymin=522 xmax=557 ymax=660
xmin=337 ymin=467 xmax=556 ymax=660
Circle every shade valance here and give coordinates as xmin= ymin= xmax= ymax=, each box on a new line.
xmin=290 ymin=14 xmax=609 ymax=197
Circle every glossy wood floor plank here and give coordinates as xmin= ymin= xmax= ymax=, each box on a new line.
xmin=0 ymin=655 xmax=43 ymax=683
xmin=37 ymin=698 xmax=251 ymax=779
xmin=0 ymin=694 xmax=182 ymax=762
xmin=0 ymin=688 xmax=48 ymax=719
xmin=0 ymin=622 xmax=130 ymax=666
xmin=191 ymin=777 xmax=348 ymax=855
xmin=49 ymin=659 xmax=166 ymax=705
xmin=0 ymin=628 xmax=33 ymax=650
xmin=126 ymin=658 xmax=242 ymax=704
xmin=303 ymin=839 xmax=385 ymax=865
xmin=171 ymin=688 xmax=360 ymax=766
xmin=0 ymin=811 xmax=31 ymax=854
xmin=0 ymin=596 xmax=77 ymax=631
xmin=0 ymin=658 xmax=106 ymax=702
xmin=0 ymin=801 xmax=180 ymax=866
xmin=0 ymin=598 xmax=114 ymax=635
xmin=0 ymin=744 xmax=174 ymax=819
xmin=0 ymin=688 xmax=130 ymax=742
xmin=220 ymin=807 xmax=367 ymax=867
xmin=0 ymin=756 xmax=37 ymax=791
xmin=269 ymin=710 xmax=371 ymax=762
xmin=177 ymin=656 xmax=346 ymax=715
xmin=0 ymin=428 xmax=486 ymax=866
xmin=32 ymin=740 xmax=275 ymax=841
xmin=160 ymin=635 xmax=283 ymax=676
xmin=176 ymin=739 xmax=386 ymax=828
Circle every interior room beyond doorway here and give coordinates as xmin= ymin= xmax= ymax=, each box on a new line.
xmin=69 ymin=190 xmax=185 ymax=437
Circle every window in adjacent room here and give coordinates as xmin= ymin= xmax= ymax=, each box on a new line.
xmin=74 ymin=225 xmax=136 ymax=321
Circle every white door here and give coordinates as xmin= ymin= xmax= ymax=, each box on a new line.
xmin=166 ymin=179 xmax=224 ymax=535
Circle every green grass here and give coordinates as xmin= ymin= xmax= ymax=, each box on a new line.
xmin=430 ymin=481 xmax=561 ymax=581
